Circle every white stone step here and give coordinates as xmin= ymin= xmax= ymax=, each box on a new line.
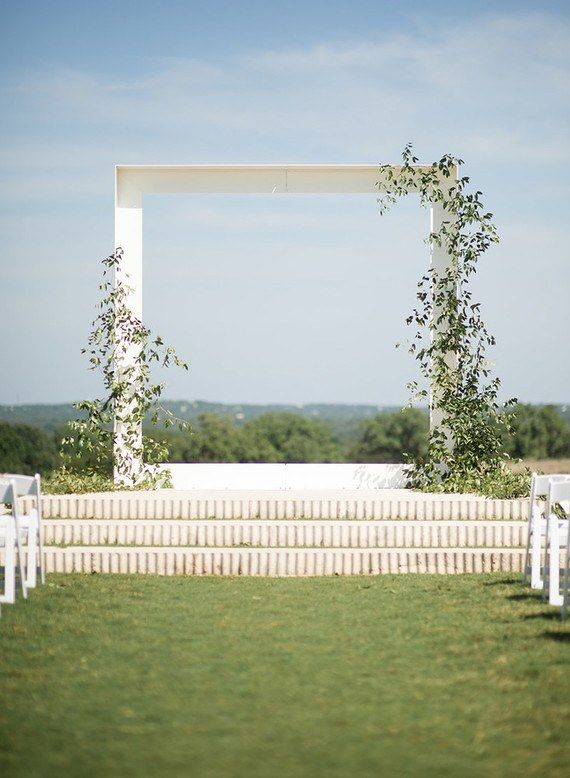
xmin=42 ymin=519 xmax=528 ymax=549
xmin=43 ymin=546 xmax=525 ymax=576
xmin=27 ymin=489 xmax=528 ymax=521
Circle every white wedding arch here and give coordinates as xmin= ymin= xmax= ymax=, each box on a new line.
xmin=114 ymin=164 xmax=456 ymax=482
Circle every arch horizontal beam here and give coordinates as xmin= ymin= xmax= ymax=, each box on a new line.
xmin=115 ymin=164 xmax=441 ymax=207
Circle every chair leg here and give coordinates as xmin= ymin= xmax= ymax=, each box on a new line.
xmin=34 ymin=479 xmax=45 ymax=585
xmin=530 ymin=519 xmax=543 ymax=589
xmin=38 ymin=523 xmax=45 ymax=585
xmin=25 ymin=524 xmax=38 ymax=589
xmin=549 ymin=520 xmax=562 ymax=607
xmin=522 ymin=506 xmax=534 ymax=583
xmin=1 ymin=523 xmax=16 ymax=604
xmin=14 ymin=527 xmax=27 ymax=599
xmin=543 ymin=517 xmax=551 ymax=599
xmin=562 ymin=530 xmax=570 ymax=620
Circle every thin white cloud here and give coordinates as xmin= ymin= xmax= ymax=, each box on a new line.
xmin=248 ymin=13 xmax=570 ymax=89
xmin=1 ymin=10 xmax=567 ymax=168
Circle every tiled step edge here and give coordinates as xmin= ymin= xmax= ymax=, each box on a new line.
xmin=27 ymin=491 xmax=529 ymax=521
xmin=42 ymin=520 xmax=528 ymax=549
xmin=43 ymin=547 xmax=525 ymax=576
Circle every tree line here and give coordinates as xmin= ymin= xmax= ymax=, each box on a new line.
xmin=1 ymin=404 xmax=570 ymax=477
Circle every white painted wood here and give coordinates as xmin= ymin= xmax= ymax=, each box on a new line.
xmin=115 ymin=164 xmax=432 ymax=199
xmin=165 ymin=463 xmax=409 ymax=490
xmin=522 ymin=473 xmax=570 ymax=588
xmin=429 ymin=196 xmax=458 ymax=433
xmin=0 ymin=510 xmax=16 ymax=605
xmin=114 ymin=180 xmax=143 ymax=483
xmin=562 ymin=510 xmax=570 ymax=619
xmin=543 ymin=480 xmax=570 ymax=607
xmin=0 ymin=478 xmax=28 ymax=602
xmin=114 ymin=163 xmax=457 ymax=482
xmin=2 ymin=473 xmax=45 ymax=588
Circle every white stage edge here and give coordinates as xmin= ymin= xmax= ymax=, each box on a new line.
xmin=163 ymin=463 xmax=410 ymax=491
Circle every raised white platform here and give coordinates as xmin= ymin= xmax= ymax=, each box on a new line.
xmin=164 ymin=463 xmax=409 ymax=490
xmin=29 ymin=496 xmax=529 ymax=576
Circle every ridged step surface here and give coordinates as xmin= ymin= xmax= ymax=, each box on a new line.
xmin=27 ymin=490 xmax=528 ymax=520
xmin=42 ymin=519 xmax=528 ymax=549
xmin=43 ymin=547 xmax=525 ymax=576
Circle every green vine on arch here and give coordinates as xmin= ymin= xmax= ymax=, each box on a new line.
xmin=56 ymin=248 xmax=189 ymax=490
xmin=378 ymin=145 xmax=526 ymax=496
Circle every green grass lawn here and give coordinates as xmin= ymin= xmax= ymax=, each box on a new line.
xmin=1 ymin=574 xmax=568 ymax=778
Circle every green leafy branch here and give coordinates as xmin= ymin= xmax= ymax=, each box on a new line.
xmin=60 ymin=248 xmax=189 ymax=488
xmin=378 ymin=145 xmax=524 ymax=494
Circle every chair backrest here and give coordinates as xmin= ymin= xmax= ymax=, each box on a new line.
xmin=531 ymin=473 xmax=570 ymax=499
xmin=0 ymin=479 xmax=16 ymax=505
xmin=0 ymin=473 xmax=40 ymax=498
xmin=549 ymin=480 xmax=570 ymax=507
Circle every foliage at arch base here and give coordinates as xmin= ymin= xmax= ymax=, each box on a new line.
xmin=49 ymin=248 xmax=189 ymax=493
xmin=378 ymin=145 xmax=529 ymax=498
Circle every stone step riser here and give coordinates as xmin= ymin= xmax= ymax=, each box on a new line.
xmin=42 ymin=520 xmax=528 ymax=549
xmin=25 ymin=492 xmax=528 ymax=521
xmin=41 ymin=547 xmax=525 ymax=576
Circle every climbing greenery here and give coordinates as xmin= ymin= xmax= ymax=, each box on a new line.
xmin=378 ymin=145 xmax=528 ymax=497
xmin=57 ymin=248 xmax=189 ymax=489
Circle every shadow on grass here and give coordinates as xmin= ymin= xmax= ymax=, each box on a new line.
xmin=507 ymin=592 xmax=544 ymax=602
xmin=541 ymin=630 xmax=570 ymax=642
xmin=521 ymin=611 xmax=562 ymax=622
xmin=483 ymin=577 xmax=520 ymax=586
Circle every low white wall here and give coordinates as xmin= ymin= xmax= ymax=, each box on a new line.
xmin=163 ymin=463 xmax=410 ymax=491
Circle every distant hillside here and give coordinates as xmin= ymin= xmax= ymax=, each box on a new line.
xmin=0 ymin=400 xmax=403 ymax=438
xmin=2 ymin=401 xmax=566 ymax=442
xmin=0 ymin=404 xmax=84 ymax=430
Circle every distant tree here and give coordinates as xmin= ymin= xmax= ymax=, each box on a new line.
xmin=243 ymin=413 xmax=343 ymax=463
xmin=142 ymin=404 xmax=570 ymax=466
xmin=504 ymin=405 xmax=570 ymax=459
xmin=148 ymin=412 xmax=343 ymax=463
xmin=145 ymin=428 xmax=188 ymax=463
xmin=350 ymin=409 xmax=428 ymax=463
xmin=0 ymin=422 xmax=60 ymax=475
xmin=190 ymin=413 xmax=243 ymax=462
xmin=152 ymin=414 xmax=241 ymax=463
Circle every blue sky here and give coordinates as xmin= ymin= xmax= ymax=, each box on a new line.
xmin=1 ymin=0 xmax=569 ymax=405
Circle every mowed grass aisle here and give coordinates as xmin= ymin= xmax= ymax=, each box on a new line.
xmin=1 ymin=575 xmax=568 ymax=777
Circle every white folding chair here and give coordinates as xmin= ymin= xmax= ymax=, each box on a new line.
xmin=542 ymin=479 xmax=570 ymax=607
xmin=522 ymin=473 xmax=570 ymax=589
xmin=0 ymin=478 xmax=28 ymax=608
xmin=561 ymin=523 xmax=570 ymax=619
xmin=0 ymin=473 xmax=45 ymax=589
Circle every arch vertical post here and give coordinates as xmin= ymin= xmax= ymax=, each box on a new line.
xmin=114 ymin=168 xmax=144 ymax=483
xmin=429 ymin=174 xmax=458 ymax=447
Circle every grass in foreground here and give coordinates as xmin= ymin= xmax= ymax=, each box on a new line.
xmin=0 ymin=574 xmax=568 ymax=778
